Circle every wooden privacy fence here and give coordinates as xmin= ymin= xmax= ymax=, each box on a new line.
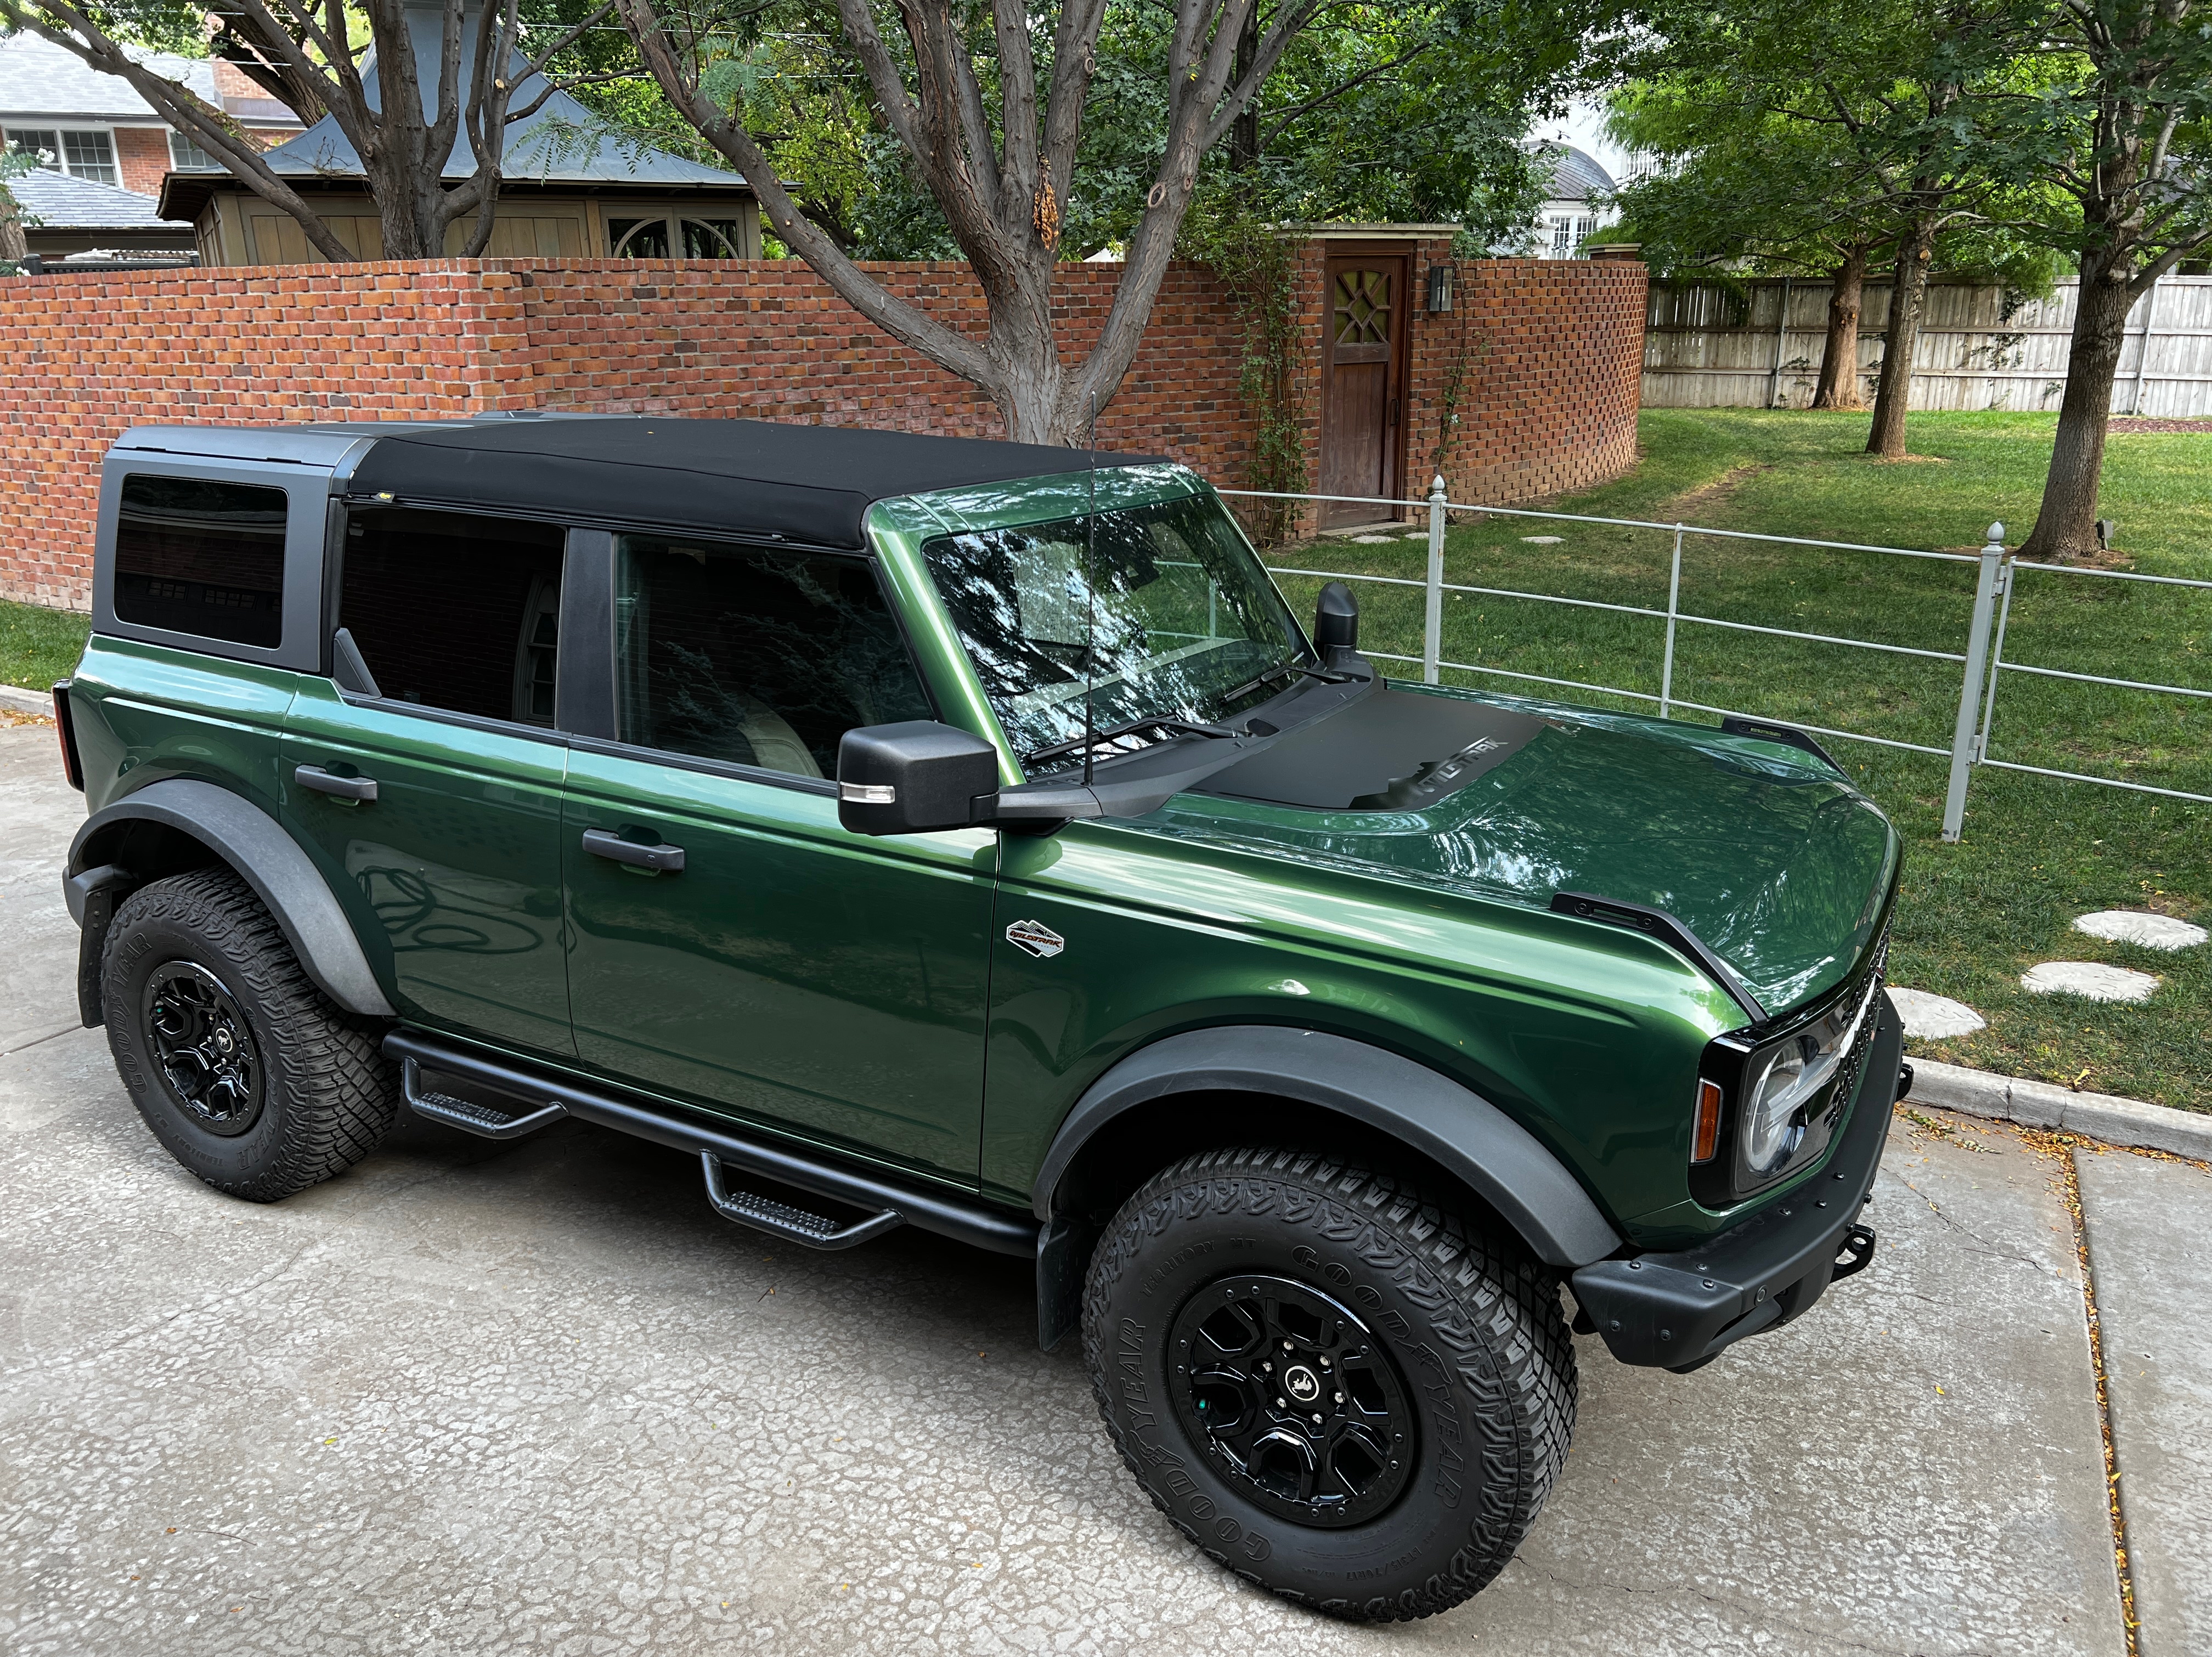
xmin=1642 ymin=275 xmax=2212 ymax=415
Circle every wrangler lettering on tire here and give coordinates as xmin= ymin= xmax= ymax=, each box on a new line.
xmin=1082 ymin=1146 xmax=1576 ymax=1621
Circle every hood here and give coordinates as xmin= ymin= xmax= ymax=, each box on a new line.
xmin=1142 ymin=685 xmax=1899 ymax=1016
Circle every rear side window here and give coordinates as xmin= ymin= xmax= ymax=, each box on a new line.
xmin=340 ymin=508 xmax=565 ymax=725
xmin=614 ymin=535 xmax=932 ymax=778
xmin=113 ymin=474 xmax=288 ymax=647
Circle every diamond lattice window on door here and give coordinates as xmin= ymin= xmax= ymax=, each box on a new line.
xmin=1333 ymin=270 xmax=1392 ymax=346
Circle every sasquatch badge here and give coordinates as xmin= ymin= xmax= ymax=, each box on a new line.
xmin=1005 ymin=919 xmax=1065 ymax=959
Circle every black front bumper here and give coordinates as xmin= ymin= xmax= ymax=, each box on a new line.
xmin=1571 ymin=996 xmax=1906 ymax=1372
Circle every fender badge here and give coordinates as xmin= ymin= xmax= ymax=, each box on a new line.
xmin=1005 ymin=919 xmax=1065 ymax=959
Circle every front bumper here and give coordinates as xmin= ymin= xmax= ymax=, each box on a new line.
xmin=1571 ymin=994 xmax=1906 ymax=1372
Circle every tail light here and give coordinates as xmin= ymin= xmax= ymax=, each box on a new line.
xmin=51 ymin=681 xmax=83 ymax=791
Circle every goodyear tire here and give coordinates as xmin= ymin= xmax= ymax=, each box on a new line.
xmin=102 ymin=867 xmax=399 ymax=1201
xmin=1083 ymin=1146 xmax=1576 ymax=1620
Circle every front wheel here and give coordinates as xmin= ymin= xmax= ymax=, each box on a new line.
xmin=1082 ymin=1146 xmax=1576 ymax=1621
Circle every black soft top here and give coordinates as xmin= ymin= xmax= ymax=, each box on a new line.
xmin=342 ymin=417 xmax=1156 ymax=549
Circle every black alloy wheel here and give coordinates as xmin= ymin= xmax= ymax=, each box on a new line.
xmin=142 ymin=960 xmax=263 ymax=1135
xmin=1170 ymin=1274 xmax=1414 ymax=1527
xmin=103 ymin=867 xmax=401 ymax=1201
xmin=1084 ymin=1145 xmax=1577 ymax=1622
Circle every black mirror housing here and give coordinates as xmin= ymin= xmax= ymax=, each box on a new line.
xmin=1314 ymin=581 xmax=1364 ymax=672
xmin=837 ymin=721 xmax=1001 ymax=835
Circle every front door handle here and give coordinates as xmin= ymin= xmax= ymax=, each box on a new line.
xmin=581 ymin=827 xmax=685 ymax=874
xmin=294 ymin=764 xmax=378 ymax=803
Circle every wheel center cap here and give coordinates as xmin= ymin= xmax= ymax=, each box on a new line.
xmin=1283 ymin=1364 xmax=1322 ymax=1404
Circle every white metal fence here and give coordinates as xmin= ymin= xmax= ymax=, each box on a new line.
xmin=1641 ymin=275 xmax=2212 ymax=415
xmin=1223 ymin=482 xmax=2212 ymax=838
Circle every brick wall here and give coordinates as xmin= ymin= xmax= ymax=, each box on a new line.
xmin=114 ymin=128 xmax=172 ymax=199
xmin=0 ymin=252 xmax=1644 ymax=610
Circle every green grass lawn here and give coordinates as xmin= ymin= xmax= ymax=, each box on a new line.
xmin=1271 ymin=409 xmax=2212 ymax=1111
xmin=0 ymin=598 xmax=91 ymax=696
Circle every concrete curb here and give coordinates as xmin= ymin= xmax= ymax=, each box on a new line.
xmin=1909 ymin=1056 xmax=2212 ymax=1161
xmin=0 ymin=683 xmax=52 ymax=717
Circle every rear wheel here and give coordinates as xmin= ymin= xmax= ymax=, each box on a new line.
xmin=1082 ymin=1146 xmax=1576 ymax=1621
xmin=103 ymin=867 xmax=399 ymax=1201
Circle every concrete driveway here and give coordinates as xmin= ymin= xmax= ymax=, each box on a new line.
xmin=1 ymin=721 xmax=2201 ymax=1655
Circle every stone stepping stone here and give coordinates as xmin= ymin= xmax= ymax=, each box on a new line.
xmin=2072 ymin=910 xmax=2207 ymax=952
xmin=1520 ymin=535 xmax=1563 ymax=545
xmin=1351 ymin=534 xmax=1396 ymax=544
xmin=2021 ymin=961 xmax=2159 ymax=1003
xmin=1888 ymin=988 xmax=1987 ymax=1038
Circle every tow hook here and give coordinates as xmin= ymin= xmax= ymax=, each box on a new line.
xmin=1897 ymin=1061 xmax=1915 ymax=1102
xmin=1831 ymin=1224 xmax=1877 ymax=1282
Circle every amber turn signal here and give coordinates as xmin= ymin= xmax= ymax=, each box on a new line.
xmin=1691 ymin=1079 xmax=1723 ymax=1164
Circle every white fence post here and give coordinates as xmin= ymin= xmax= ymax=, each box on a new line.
xmin=1424 ymin=474 xmax=1447 ymax=684
xmin=1942 ymin=522 xmax=2007 ymax=842
xmin=1659 ymin=525 xmax=1684 ymax=717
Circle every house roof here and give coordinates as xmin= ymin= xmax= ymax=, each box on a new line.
xmin=7 ymin=166 xmax=175 ymax=229
xmin=1539 ymin=144 xmax=1615 ymax=205
xmin=0 ymin=32 xmax=206 ymax=122
xmin=335 ymin=419 xmax=1156 ymax=550
xmin=241 ymin=2 xmax=747 ymax=192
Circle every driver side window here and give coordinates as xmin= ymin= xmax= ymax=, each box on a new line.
xmin=612 ymin=535 xmax=934 ymax=779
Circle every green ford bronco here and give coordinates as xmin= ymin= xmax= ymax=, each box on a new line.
xmin=56 ymin=416 xmax=1907 ymax=1620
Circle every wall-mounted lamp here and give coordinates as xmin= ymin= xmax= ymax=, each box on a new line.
xmin=1425 ymin=263 xmax=1454 ymax=313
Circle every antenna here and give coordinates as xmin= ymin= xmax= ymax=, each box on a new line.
xmin=1083 ymin=392 xmax=1098 ymax=788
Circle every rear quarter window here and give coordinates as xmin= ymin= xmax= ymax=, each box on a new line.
xmin=112 ymin=475 xmax=289 ymax=648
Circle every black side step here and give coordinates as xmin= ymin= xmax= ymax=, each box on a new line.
xmin=699 ymin=1152 xmax=906 ymax=1250
xmin=401 ymin=1057 xmax=570 ymax=1140
xmin=382 ymin=1030 xmax=1037 ymax=1259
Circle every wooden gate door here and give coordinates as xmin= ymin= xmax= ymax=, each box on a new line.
xmin=1318 ymin=251 xmax=1409 ymax=528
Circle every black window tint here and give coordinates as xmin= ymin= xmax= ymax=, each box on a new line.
xmin=614 ymin=535 xmax=933 ymax=778
xmin=340 ymin=508 xmax=565 ymax=725
xmin=113 ymin=474 xmax=288 ymax=647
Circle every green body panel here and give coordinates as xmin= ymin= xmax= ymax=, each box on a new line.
xmin=1144 ymin=687 xmax=1899 ymax=1015
xmin=560 ymin=744 xmax=998 ymax=1183
xmin=281 ymin=677 xmax=573 ymax=1055
xmin=71 ymin=636 xmax=297 ymax=822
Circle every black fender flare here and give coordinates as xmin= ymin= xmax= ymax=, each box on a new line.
xmin=1028 ymin=1025 xmax=1624 ymax=1347
xmin=65 ymin=778 xmax=396 ymax=1021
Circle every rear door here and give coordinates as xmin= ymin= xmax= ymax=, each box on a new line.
xmin=280 ymin=506 xmax=574 ymax=1056
xmin=559 ymin=528 xmax=997 ymax=1182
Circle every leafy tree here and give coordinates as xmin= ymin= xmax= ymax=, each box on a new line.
xmin=614 ymin=0 xmax=1594 ymax=442
xmin=1613 ymin=0 xmax=2044 ymax=456
xmin=0 ymin=0 xmax=614 ymax=259
xmin=0 ymin=146 xmax=39 ymax=269
xmin=1993 ymin=0 xmax=2212 ymax=559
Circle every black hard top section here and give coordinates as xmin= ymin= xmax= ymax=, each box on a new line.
xmin=1197 ymin=687 xmax=1547 ymax=810
xmin=343 ymin=417 xmax=1155 ymax=549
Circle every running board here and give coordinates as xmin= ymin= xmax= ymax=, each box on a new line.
xmin=699 ymin=1151 xmax=905 ymax=1250
xmin=382 ymin=1030 xmax=1037 ymax=1259
xmin=401 ymin=1056 xmax=569 ymax=1140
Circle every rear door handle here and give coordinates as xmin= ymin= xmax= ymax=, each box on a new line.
xmin=294 ymin=764 xmax=378 ymax=803
xmin=580 ymin=827 xmax=685 ymax=874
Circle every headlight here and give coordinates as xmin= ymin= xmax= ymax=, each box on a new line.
xmin=1695 ymin=962 xmax=1886 ymax=1201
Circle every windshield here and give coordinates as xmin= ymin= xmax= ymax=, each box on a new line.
xmin=921 ymin=491 xmax=1305 ymax=772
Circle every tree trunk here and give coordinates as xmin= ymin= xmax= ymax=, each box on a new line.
xmin=0 ymin=184 xmax=27 ymax=264
xmin=2017 ymin=257 xmax=2137 ymax=561
xmin=1229 ymin=5 xmax=1260 ymax=170
xmin=1811 ymin=242 xmax=1866 ymax=410
xmin=1865 ymin=218 xmax=1933 ymax=459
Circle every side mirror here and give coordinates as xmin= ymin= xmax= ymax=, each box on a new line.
xmin=837 ymin=721 xmax=1001 ymax=835
xmin=1313 ymin=581 xmax=1364 ymax=672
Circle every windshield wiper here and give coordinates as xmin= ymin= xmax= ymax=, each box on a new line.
xmin=1024 ymin=716 xmax=1241 ymax=767
xmin=1222 ymin=659 xmax=1357 ymax=703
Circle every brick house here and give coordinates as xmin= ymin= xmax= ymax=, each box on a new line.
xmin=0 ymin=31 xmax=300 ymax=259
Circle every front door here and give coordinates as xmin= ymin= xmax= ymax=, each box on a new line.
xmin=560 ymin=527 xmax=996 ymax=1183
xmin=1318 ymin=251 xmax=1409 ymax=529
xmin=282 ymin=506 xmax=574 ymax=1056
